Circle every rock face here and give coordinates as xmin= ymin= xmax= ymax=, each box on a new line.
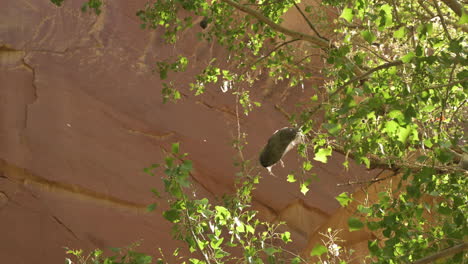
xmin=0 ymin=1 xmax=377 ymax=263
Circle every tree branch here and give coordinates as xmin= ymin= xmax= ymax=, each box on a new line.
xmin=337 ymin=172 xmax=396 ymax=186
xmin=412 ymin=242 xmax=468 ymax=264
xmin=418 ymin=0 xmax=436 ymax=17
xmin=306 ymin=60 xmax=403 ymax=116
xmin=220 ymin=0 xmax=329 ymax=48
xmin=433 ymin=0 xmax=452 ymax=40
xmin=440 ymin=0 xmax=465 ymax=17
xmin=292 ymin=2 xmax=328 ymax=41
xmin=220 ymin=0 xmax=366 ymax=78
xmin=428 ymin=77 xmax=468 ymax=90
xmin=330 ymin=142 xmax=467 ymax=174
xmin=247 ymin=38 xmax=300 ymax=69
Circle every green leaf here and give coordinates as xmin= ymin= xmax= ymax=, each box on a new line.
xmin=368 ymin=240 xmax=379 ymax=255
xmin=281 ymin=231 xmax=292 ymax=243
xmin=401 ymin=51 xmax=415 ymax=63
xmin=348 ymin=217 xmax=364 ymax=231
xmin=300 ymin=182 xmax=310 ymax=195
xmin=287 ymin=174 xmax=296 ymax=183
xmin=264 ymin=247 xmax=280 ymax=256
xmin=378 ymin=4 xmax=393 ymax=29
xmin=340 ymin=8 xmax=354 ymax=23
xmin=360 ymin=157 xmax=370 ymax=168
xmin=437 ymin=205 xmax=452 ymax=215
xmin=210 ymin=237 xmax=224 ymax=249
xmin=384 ymin=120 xmax=399 ymax=134
xmin=435 ymin=148 xmax=454 ymax=163
xmin=181 ymin=160 xmax=193 ymax=172
xmin=291 ymin=257 xmax=301 ymax=264
xmin=457 ymin=11 xmax=468 ymax=24
xmin=310 ymin=244 xmax=327 ymax=257
xmin=361 ymin=30 xmax=376 ymax=44
xmin=357 ymin=205 xmax=372 ymax=215
xmin=302 ymin=161 xmax=313 ymax=171
xmin=163 ymin=209 xmax=180 ymax=223
xmin=172 ymin=142 xmax=180 ymax=154
xmin=397 ymin=126 xmax=412 ymax=143
xmin=314 ymin=147 xmax=332 ymax=163
xmin=151 ymin=188 xmax=161 ymax=197
xmin=336 ymin=192 xmax=352 ymax=207
xmin=50 ymin=0 xmax=65 ymax=6
xmin=323 ymin=122 xmax=341 ymax=135
xmin=245 ymin=224 xmax=255 ymax=234
xmin=393 ymin=27 xmax=406 ymax=39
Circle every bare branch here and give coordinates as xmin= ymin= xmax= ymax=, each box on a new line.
xmin=337 ymin=173 xmax=396 ymax=186
xmin=292 ymin=2 xmax=328 ymax=41
xmin=440 ymin=0 xmax=465 ymax=16
xmin=247 ymin=38 xmax=300 ymax=69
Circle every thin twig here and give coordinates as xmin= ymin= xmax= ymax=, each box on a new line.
xmin=292 ymin=2 xmax=328 ymax=41
xmin=331 ymin=141 xmax=467 ymax=174
xmin=418 ymin=0 xmax=436 ymax=17
xmin=428 ymin=77 xmax=467 ymax=90
xmin=329 ymin=60 xmax=403 ymax=99
xmin=220 ymin=0 xmax=364 ymax=76
xmin=294 ymin=53 xmax=321 ymax=67
xmin=412 ymin=242 xmax=468 ymax=264
xmin=220 ymin=0 xmax=329 ymax=47
xmin=274 ymin=104 xmax=292 ymax=120
xmin=391 ymin=0 xmax=401 ymax=24
xmin=180 ymin=193 xmax=213 ymax=264
xmin=247 ymin=38 xmax=300 ymax=69
xmin=433 ymin=0 xmax=452 ymax=40
xmin=337 ymin=173 xmax=396 ymax=186
xmin=450 ymin=99 xmax=467 ymax=122
xmin=306 ymin=60 xmax=404 ymax=116
xmin=437 ymin=64 xmax=457 ymax=142
xmin=354 ymin=42 xmax=391 ymax=63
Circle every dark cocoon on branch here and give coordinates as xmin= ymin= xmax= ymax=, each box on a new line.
xmin=259 ymin=127 xmax=301 ymax=168
xmin=199 ymin=17 xmax=208 ymax=29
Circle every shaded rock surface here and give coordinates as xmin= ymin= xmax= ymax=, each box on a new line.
xmin=0 ymin=1 xmax=378 ymax=263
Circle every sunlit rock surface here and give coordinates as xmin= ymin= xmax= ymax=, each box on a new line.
xmin=0 ymin=1 xmax=378 ymax=263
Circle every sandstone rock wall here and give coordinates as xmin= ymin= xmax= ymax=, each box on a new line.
xmin=0 ymin=1 xmax=378 ymax=263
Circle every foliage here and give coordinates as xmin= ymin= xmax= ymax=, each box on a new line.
xmin=51 ymin=0 xmax=468 ymax=263
xmin=64 ymin=243 xmax=152 ymax=264
xmin=142 ymin=143 xmax=304 ymax=263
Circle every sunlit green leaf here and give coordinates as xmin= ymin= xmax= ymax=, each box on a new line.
xmin=336 ymin=192 xmax=352 ymax=207
xmin=340 ymin=8 xmax=354 ymax=23
xmin=361 ymin=30 xmax=376 ymax=44
xmin=458 ymin=11 xmax=468 ymax=24
xmin=401 ymin=51 xmax=415 ymax=63
xmin=300 ymin=182 xmax=310 ymax=195
xmin=303 ymin=161 xmax=313 ymax=171
xmin=310 ymin=244 xmax=327 ymax=257
xmin=314 ymin=147 xmax=332 ymax=163
xmin=287 ymin=174 xmax=296 ymax=183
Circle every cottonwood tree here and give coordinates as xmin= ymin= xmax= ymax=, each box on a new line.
xmin=54 ymin=0 xmax=468 ymax=263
